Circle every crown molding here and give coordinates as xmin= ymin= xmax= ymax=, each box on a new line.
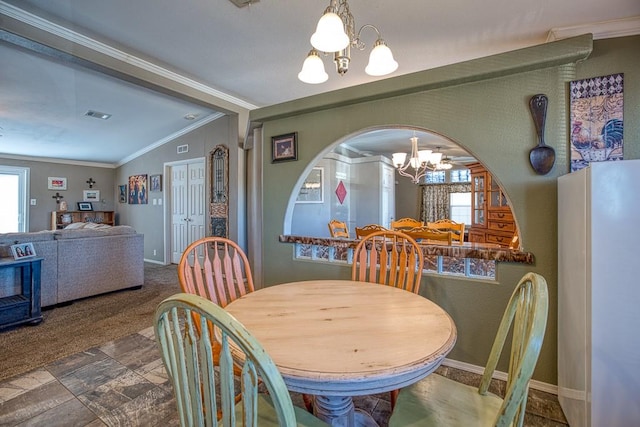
xmin=0 ymin=1 xmax=257 ymax=111
xmin=547 ymin=15 xmax=640 ymax=42
xmin=116 ymin=112 xmax=225 ymax=167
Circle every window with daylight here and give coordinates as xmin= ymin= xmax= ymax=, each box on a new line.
xmin=423 ymin=171 xmax=446 ymax=183
xmin=450 ymin=169 xmax=470 ymax=182
xmin=450 ymin=192 xmax=471 ymax=225
xmin=0 ymin=166 xmax=30 ymax=232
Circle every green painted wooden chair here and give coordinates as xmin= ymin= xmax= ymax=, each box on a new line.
xmin=389 ymin=272 xmax=548 ymax=427
xmin=155 ymin=293 xmax=328 ymax=427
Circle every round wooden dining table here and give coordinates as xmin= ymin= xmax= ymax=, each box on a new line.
xmin=224 ymin=280 xmax=457 ymax=427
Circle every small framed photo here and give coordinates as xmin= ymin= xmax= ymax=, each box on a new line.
xmin=78 ymin=202 xmax=93 ymax=211
xmin=272 ymin=132 xmax=298 ymax=163
xmin=59 ymin=200 xmax=68 ymax=211
xmin=83 ymin=190 xmax=100 ymax=202
xmin=118 ymin=185 xmax=127 ymax=203
xmin=11 ymin=242 xmax=36 ymax=260
xmin=47 ymin=177 xmax=67 ymax=190
xmin=150 ymin=174 xmax=162 ymax=192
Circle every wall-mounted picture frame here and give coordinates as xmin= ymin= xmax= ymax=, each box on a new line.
xmin=150 ymin=174 xmax=162 ymax=192
xmin=272 ymin=132 xmax=298 ymax=163
xmin=11 ymin=242 xmax=36 ymax=260
xmin=128 ymin=174 xmax=148 ymax=204
xmin=78 ymin=202 xmax=93 ymax=211
xmin=83 ymin=190 xmax=100 ymax=202
xmin=47 ymin=177 xmax=67 ymax=190
xmin=296 ymin=167 xmax=324 ymax=203
xmin=118 ymin=185 xmax=127 ymax=203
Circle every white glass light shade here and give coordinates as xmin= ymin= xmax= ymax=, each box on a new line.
xmin=310 ymin=12 xmax=349 ymax=53
xmin=392 ymin=152 xmax=407 ymax=167
xmin=298 ymin=51 xmax=329 ymax=84
xmin=429 ymin=152 xmax=443 ymax=164
xmin=417 ymin=149 xmax=432 ymax=165
xmin=365 ymin=40 xmax=398 ymax=76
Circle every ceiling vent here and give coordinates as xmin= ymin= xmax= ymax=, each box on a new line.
xmin=85 ymin=110 xmax=111 ymax=120
xmin=177 ymin=144 xmax=189 ymax=154
xmin=228 ymin=0 xmax=259 ymax=7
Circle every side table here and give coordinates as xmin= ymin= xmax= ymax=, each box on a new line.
xmin=0 ymin=257 xmax=43 ymax=330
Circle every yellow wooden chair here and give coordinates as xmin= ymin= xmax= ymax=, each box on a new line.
xmin=389 ymin=272 xmax=549 ymax=427
xmin=355 ymin=224 xmax=389 ymax=239
xmin=405 ymin=226 xmax=453 ymax=245
xmin=427 ymin=219 xmax=465 ymax=243
xmin=328 ymin=219 xmax=350 ymax=238
xmin=391 ymin=217 xmax=424 ymax=231
xmin=155 ymin=293 xmax=328 ymax=427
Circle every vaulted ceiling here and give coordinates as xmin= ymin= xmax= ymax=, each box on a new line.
xmin=1 ymin=0 xmax=638 ymax=165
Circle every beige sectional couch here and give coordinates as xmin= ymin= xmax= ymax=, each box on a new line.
xmin=0 ymin=225 xmax=144 ymax=307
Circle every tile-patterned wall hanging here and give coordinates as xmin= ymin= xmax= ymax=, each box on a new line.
xmin=210 ymin=145 xmax=229 ymax=238
xmin=570 ymin=73 xmax=624 ymax=172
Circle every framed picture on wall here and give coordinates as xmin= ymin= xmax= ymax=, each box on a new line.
xmin=77 ymin=202 xmax=93 ymax=211
xmin=118 ymin=185 xmax=127 ymax=203
xmin=128 ymin=174 xmax=148 ymax=204
xmin=296 ymin=167 xmax=323 ymax=203
xmin=150 ymin=174 xmax=162 ymax=192
xmin=83 ymin=190 xmax=100 ymax=202
xmin=271 ymin=132 xmax=298 ymax=163
xmin=47 ymin=177 xmax=67 ymax=190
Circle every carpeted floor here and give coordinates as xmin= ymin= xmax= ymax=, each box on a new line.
xmin=0 ymin=263 xmax=179 ymax=382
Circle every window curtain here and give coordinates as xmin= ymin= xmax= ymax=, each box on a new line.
xmin=419 ymin=183 xmax=471 ymax=223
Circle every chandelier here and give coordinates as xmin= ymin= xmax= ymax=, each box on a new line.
xmin=298 ymin=0 xmax=398 ymax=84
xmin=392 ymin=137 xmax=450 ymax=184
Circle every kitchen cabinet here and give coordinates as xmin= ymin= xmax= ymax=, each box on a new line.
xmin=468 ymin=163 xmax=516 ymax=248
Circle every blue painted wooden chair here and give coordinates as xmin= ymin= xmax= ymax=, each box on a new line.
xmin=155 ymin=293 xmax=328 ymax=427
xmin=388 ymin=272 xmax=549 ymax=427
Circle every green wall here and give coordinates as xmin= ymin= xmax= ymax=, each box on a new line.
xmin=251 ymin=34 xmax=640 ymax=386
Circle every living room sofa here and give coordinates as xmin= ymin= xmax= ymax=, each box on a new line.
xmin=0 ymin=225 xmax=144 ymax=307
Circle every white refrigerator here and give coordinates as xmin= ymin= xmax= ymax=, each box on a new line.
xmin=558 ymin=159 xmax=640 ymax=427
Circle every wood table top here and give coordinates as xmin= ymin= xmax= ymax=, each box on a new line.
xmin=225 ymin=280 xmax=457 ymax=395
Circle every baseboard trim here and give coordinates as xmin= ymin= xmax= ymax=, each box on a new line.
xmin=144 ymin=258 xmax=166 ymax=265
xmin=442 ymin=358 xmax=558 ymax=395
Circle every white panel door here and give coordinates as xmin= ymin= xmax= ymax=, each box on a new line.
xmin=170 ymin=160 xmax=206 ymax=264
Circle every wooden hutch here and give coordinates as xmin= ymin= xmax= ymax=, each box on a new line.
xmin=468 ymin=163 xmax=517 ymax=248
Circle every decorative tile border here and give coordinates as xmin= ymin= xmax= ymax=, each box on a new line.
xmin=281 ymin=235 xmax=535 ymax=280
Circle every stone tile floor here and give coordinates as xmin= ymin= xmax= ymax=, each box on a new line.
xmin=0 ymin=327 xmax=568 ymax=426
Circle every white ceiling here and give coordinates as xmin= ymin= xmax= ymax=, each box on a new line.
xmin=1 ymin=0 xmax=639 ymax=165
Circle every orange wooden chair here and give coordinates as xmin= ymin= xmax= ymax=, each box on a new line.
xmin=427 ymin=219 xmax=465 ymax=243
xmin=352 ymin=230 xmax=425 ymax=294
xmin=405 ymin=226 xmax=453 ymax=245
xmin=178 ymin=236 xmax=254 ymax=307
xmin=390 ymin=217 xmax=424 ymax=231
xmin=177 ymin=237 xmax=255 ymax=403
xmin=328 ymin=219 xmax=350 ymax=238
xmin=355 ymin=224 xmax=389 ymax=238
xmin=352 ymin=230 xmax=425 ymax=407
